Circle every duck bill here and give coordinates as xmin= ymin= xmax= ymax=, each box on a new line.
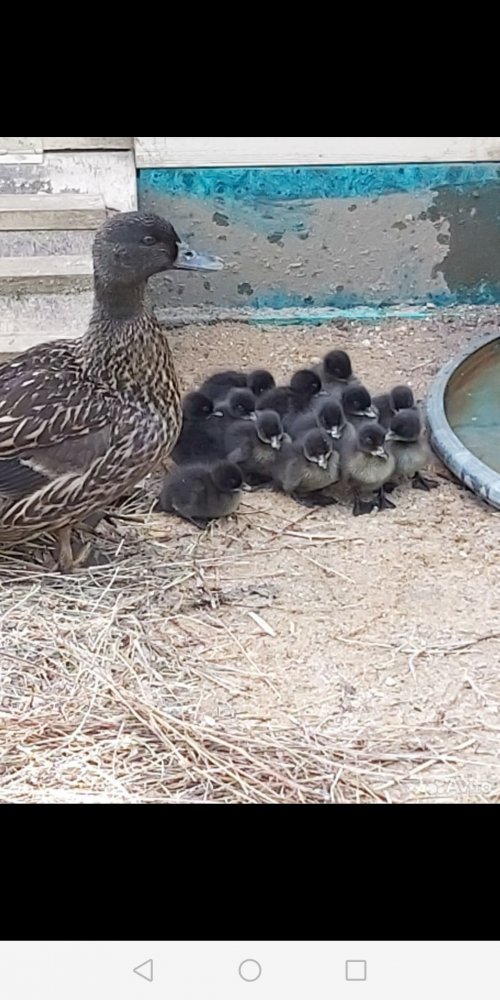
xmin=211 ymin=410 xmax=224 ymax=419
xmin=385 ymin=430 xmax=397 ymax=442
xmin=372 ymin=447 xmax=389 ymax=459
xmin=175 ymin=242 xmax=224 ymax=272
xmin=330 ymin=427 xmax=342 ymax=440
xmin=270 ymin=436 xmax=282 ymax=450
xmin=318 ymin=456 xmax=329 ymax=470
xmin=362 ymin=407 xmax=378 ymax=419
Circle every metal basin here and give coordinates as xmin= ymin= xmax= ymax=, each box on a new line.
xmin=427 ymin=332 xmax=500 ymax=510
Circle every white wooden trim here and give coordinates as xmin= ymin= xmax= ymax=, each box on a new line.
xmin=134 ymin=136 xmax=500 ymax=168
xmin=43 ymin=137 xmax=133 ymax=150
xmin=0 ymin=137 xmax=42 ymax=154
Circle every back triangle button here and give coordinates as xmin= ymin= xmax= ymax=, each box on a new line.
xmin=134 ymin=960 xmax=154 ymax=983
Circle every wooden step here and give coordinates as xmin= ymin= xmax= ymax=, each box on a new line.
xmin=0 ymin=194 xmax=107 ymax=231
xmin=0 ymin=152 xmax=137 ymax=213
xmin=0 ymin=255 xmax=93 ymax=294
xmin=43 ymin=137 xmax=133 ymax=151
xmin=0 ymin=289 xmax=94 ymax=352
xmin=0 ymin=137 xmax=42 ymax=155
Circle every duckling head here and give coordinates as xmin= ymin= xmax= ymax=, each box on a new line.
xmin=303 ymin=429 xmax=333 ymax=470
xmin=386 ymin=408 xmax=422 ymax=443
xmin=211 ymin=462 xmax=245 ymax=494
xmin=390 ymin=385 xmax=416 ymax=411
xmin=256 ymin=410 xmax=285 ymax=450
xmin=227 ymin=389 xmax=257 ymax=421
xmin=357 ymin=423 xmax=390 ymax=460
xmin=183 ymin=392 xmax=221 ymax=421
xmin=291 ymin=369 xmax=324 ymax=402
xmin=248 ymin=370 xmax=276 ymax=397
xmin=93 ymin=212 xmax=224 ymax=286
xmin=317 ymin=400 xmax=345 ymax=439
xmin=324 ymin=350 xmax=353 ymax=382
xmin=343 ymin=385 xmax=377 ymax=419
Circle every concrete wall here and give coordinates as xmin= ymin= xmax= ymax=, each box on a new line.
xmin=137 ymin=143 xmax=500 ymax=313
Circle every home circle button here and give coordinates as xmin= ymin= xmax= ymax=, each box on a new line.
xmin=239 ymin=960 xmax=262 ymax=983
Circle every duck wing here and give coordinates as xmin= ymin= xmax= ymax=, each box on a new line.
xmin=0 ymin=428 xmax=112 ymax=502
xmin=0 ymin=357 xmax=110 ymax=457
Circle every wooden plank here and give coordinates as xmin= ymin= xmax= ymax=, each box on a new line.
xmin=0 ymin=255 xmax=93 ymax=294
xmin=43 ymin=137 xmax=133 ymax=150
xmin=42 ymin=152 xmax=137 ymax=212
xmin=0 ymin=137 xmax=43 ymax=154
xmin=135 ymin=136 xmax=500 ymax=168
xmin=0 ymin=194 xmax=106 ymax=231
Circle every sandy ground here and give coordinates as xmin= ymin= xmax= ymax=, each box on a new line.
xmin=1 ymin=307 xmax=499 ymax=803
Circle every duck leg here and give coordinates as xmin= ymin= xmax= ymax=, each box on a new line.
xmin=412 ymin=472 xmax=439 ymax=492
xmin=55 ymin=526 xmax=93 ymax=574
xmin=378 ymin=488 xmax=397 ymax=511
xmin=292 ymin=492 xmax=338 ymax=509
xmin=353 ymin=493 xmax=379 ymax=517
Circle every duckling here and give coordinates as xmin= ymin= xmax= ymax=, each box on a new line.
xmin=342 ymin=386 xmax=379 ymax=429
xmin=206 ymin=388 xmax=258 ymax=459
xmin=199 ymin=370 xmax=248 ymax=404
xmin=0 ymin=211 xmax=224 ymax=571
xmin=315 ymin=349 xmax=359 ymax=400
xmin=227 ymin=410 xmax=287 ymax=486
xmin=386 ymin=409 xmax=438 ymax=492
xmin=257 ymin=385 xmax=293 ymax=419
xmin=373 ymin=385 xmax=417 ymax=429
xmin=273 ymin=428 xmax=340 ymax=507
xmin=342 ymin=423 xmax=397 ymax=516
xmin=288 ymin=399 xmax=349 ymax=443
xmin=158 ymin=461 xmax=246 ymax=528
xmin=247 ymin=369 xmax=276 ymax=398
xmin=288 ymin=369 xmax=326 ymax=417
xmin=171 ymin=392 xmax=223 ymax=465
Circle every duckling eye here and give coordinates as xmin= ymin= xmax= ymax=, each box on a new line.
xmin=142 ymin=235 xmax=157 ymax=247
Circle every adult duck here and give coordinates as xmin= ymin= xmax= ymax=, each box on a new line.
xmin=0 ymin=212 xmax=223 ymax=571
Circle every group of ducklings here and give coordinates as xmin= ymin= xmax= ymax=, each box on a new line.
xmin=158 ymin=349 xmax=438 ymax=527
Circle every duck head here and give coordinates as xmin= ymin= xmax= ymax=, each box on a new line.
xmin=303 ymin=429 xmax=334 ymax=470
xmin=357 ymin=423 xmax=390 ymax=460
xmin=256 ymin=410 xmax=285 ymax=450
xmin=93 ymin=212 xmax=224 ymax=286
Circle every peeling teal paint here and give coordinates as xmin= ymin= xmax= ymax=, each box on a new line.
xmin=140 ymin=163 xmax=500 ymax=203
xmin=139 ymin=162 xmax=500 ymax=310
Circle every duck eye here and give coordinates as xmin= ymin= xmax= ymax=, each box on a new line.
xmin=142 ymin=235 xmax=157 ymax=247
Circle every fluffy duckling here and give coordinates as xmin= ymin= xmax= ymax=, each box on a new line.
xmin=199 ymin=370 xmax=248 ymax=404
xmin=171 ymin=392 xmax=223 ymax=465
xmin=257 ymin=385 xmax=293 ymax=418
xmin=258 ymin=369 xmax=324 ymax=421
xmin=386 ymin=409 xmax=438 ymax=491
xmin=288 ymin=399 xmax=349 ymax=443
xmin=158 ymin=461 xmax=246 ymax=528
xmin=373 ymin=385 xmax=417 ymax=429
xmin=341 ymin=422 xmax=397 ymax=516
xmin=315 ymin=350 xmax=358 ymax=400
xmin=288 ymin=369 xmax=325 ymax=417
xmin=248 ymin=369 xmax=276 ymax=398
xmin=273 ymin=428 xmax=340 ymax=507
xmin=342 ymin=386 xmax=378 ymax=429
xmin=226 ymin=410 xmax=287 ymax=486
xmin=207 ymin=388 xmax=257 ymax=459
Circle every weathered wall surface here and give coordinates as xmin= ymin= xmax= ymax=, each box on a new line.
xmin=139 ymin=164 xmax=500 ymax=310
